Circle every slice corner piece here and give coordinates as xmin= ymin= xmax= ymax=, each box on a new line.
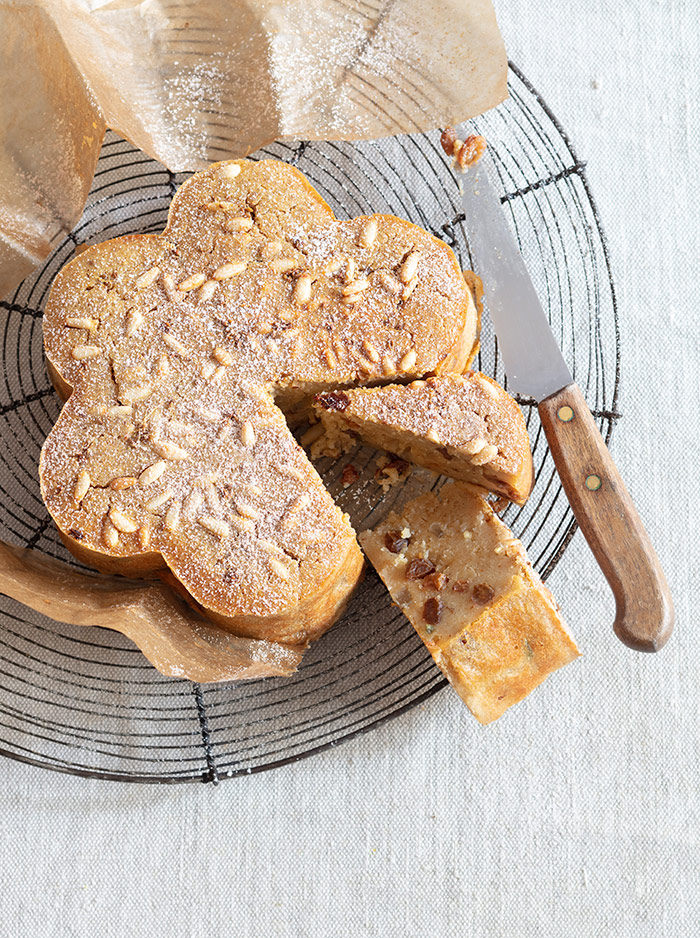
xmin=359 ymin=482 xmax=579 ymax=724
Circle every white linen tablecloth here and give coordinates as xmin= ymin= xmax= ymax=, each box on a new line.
xmin=1 ymin=2 xmax=698 ymax=935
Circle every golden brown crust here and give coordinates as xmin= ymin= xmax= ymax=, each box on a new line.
xmin=41 ymin=158 xmax=476 ymax=646
xmin=359 ymin=483 xmax=579 ymax=723
xmin=314 ymin=373 xmax=533 ymax=504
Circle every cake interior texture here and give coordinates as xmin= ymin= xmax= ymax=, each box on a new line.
xmin=359 ymin=482 xmax=580 ymax=723
xmin=314 ymin=373 xmax=533 ymax=505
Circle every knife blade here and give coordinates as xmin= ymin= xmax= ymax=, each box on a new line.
xmin=458 ymin=154 xmax=673 ymax=652
xmin=460 ymin=159 xmax=572 ymax=401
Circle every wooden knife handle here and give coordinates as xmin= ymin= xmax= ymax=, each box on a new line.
xmin=538 ymin=383 xmax=674 ymax=652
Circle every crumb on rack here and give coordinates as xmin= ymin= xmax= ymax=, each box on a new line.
xmin=374 ymin=453 xmax=411 ymax=491
xmin=440 ymin=127 xmax=487 ymax=170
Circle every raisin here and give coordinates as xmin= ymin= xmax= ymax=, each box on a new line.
xmin=472 ymin=583 xmax=495 ymax=604
xmin=385 ymin=455 xmax=409 ymax=474
xmin=424 ymin=571 xmax=447 ymax=591
xmin=384 ymin=531 xmax=408 ymax=554
xmin=316 ymin=391 xmax=350 ymax=412
xmin=405 ymin=558 xmax=436 ymax=580
xmin=340 ymin=464 xmax=359 ymax=487
xmin=423 ymin=597 xmax=443 ymax=625
xmin=457 ymin=135 xmax=487 ymax=169
xmin=440 ymin=127 xmax=457 ymax=157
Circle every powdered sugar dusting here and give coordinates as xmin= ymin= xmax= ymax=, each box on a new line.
xmin=41 ymin=157 xmax=472 ymax=642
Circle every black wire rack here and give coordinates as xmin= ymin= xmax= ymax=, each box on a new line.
xmin=0 ymin=63 xmax=620 ymax=783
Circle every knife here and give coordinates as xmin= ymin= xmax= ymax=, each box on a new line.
xmin=460 ymin=156 xmax=674 ymax=651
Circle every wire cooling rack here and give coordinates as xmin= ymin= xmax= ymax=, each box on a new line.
xmin=0 ymin=63 xmax=620 ymax=783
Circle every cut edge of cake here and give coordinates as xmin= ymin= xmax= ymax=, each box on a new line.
xmin=359 ymin=482 xmax=579 ymax=724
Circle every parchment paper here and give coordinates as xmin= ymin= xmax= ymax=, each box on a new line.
xmin=0 ymin=0 xmax=506 ymax=297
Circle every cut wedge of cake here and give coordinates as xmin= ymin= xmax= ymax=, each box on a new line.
xmin=359 ymin=482 xmax=579 ymax=723
xmin=314 ymin=373 xmax=533 ymax=505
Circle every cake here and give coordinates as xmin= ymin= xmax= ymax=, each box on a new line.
xmin=359 ymin=483 xmax=580 ymax=723
xmin=40 ymin=158 xmax=478 ymax=648
xmin=314 ymin=373 xmax=533 ymax=504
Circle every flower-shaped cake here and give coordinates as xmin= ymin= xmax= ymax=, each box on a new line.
xmin=40 ymin=159 xmax=477 ymax=647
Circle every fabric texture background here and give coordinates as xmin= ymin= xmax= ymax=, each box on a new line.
xmin=1 ymin=1 xmax=698 ymax=935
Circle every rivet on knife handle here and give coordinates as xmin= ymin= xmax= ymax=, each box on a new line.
xmin=539 ymin=383 xmax=674 ymax=652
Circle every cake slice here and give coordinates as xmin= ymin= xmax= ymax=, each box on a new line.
xmin=314 ymin=373 xmax=533 ymax=505
xmin=359 ymin=483 xmax=579 ymax=723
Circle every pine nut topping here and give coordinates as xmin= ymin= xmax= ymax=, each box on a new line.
xmin=271 ymin=256 xmax=299 ymax=273
xmin=213 ymin=347 xmax=234 ymax=366
xmin=471 ymin=443 xmax=498 ymax=465
xmin=125 ymin=309 xmax=143 ymax=337
xmin=361 ymin=339 xmax=380 ymax=362
xmin=153 ymin=440 xmax=190 ymax=461
xmin=220 ymin=163 xmax=242 ymax=179
xmin=324 ymin=257 xmax=344 ymax=275
xmin=182 ymin=488 xmax=202 ymax=514
xmin=242 ymin=482 xmax=264 ymax=497
xmin=201 ymin=361 xmax=217 ymax=380
xmin=213 ymin=261 xmax=246 ymax=280
xmin=399 ymin=349 xmax=417 ymax=371
xmin=345 ymin=257 xmax=357 ymax=282
xmin=110 ymin=476 xmax=138 ymax=490
xmin=155 ymin=353 xmax=170 ymax=377
xmin=138 ymin=525 xmax=151 ymax=549
xmin=206 ymin=483 xmax=222 ymax=513
xmin=293 ymin=273 xmax=313 ymax=305
xmin=198 ymin=279 xmax=219 ymax=303
xmin=108 ymin=508 xmax=139 ymax=533
xmin=381 ymin=355 xmax=395 ymax=376
xmin=103 ymin=521 xmax=119 ymax=549
xmin=342 ymin=278 xmax=370 ymax=297
xmin=107 ymin=405 xmax=132 ymax=417
xmin=269 ymin=558 xmax=292 ymax=580
xmin=378 ymin=271 xmax=402 ymax=295
xmin=139 ymin=461 xmax=166 ymax=485
xmin=225 ymin=216 xmax=254 ymax=230
xmin=464 ymin=438 xmax=487 ymax=456
xmin=120 ymin=385 xmax=152 ymax=403
xmin=360 ymin=218 xmax=378 ymax=248
xmin=135 ymin=267 xmax=161 ymax=290
xmin=230 ymin=515 xmax=256 ymax=535
xmin=177 ymin=272 xmax=207 ymax=292
xmin=164 ymin=501 xmax=181 ymax=531
xmin=145 ymin=490 xmax=174 ymax=511
xmin=400 ymin=251 xmax=421 ymax=283
xmin=162 ymin=334 xmax=191 ymax=357
xmin=234 ymin=501 xmax=259 ymax=520
xmin=161 ymin=273 xmax=177 ymax=301
xmin=240 ymin=420 xmax=255 ymax=447
xmin=73 ymin=470 xmax=91 ymax=502
xmin=261 ymin=241 xmax=282 ymax=260
xmin=199 ymin=516 xmax=229 ymax=538
xmin=425 ymin=428 xmax=440 ymax=443
xmin=402 ymin=276 xmax=418 ymax=301
xmin=204 ymin=200 xmax=238 ymax=212
xmin=65 ymin=317 xmax=97 ymax=330
xmin=195 ymin=405 xmax=220 ymax=423
xmin=71 ymin=345 xmax=102 ymax=360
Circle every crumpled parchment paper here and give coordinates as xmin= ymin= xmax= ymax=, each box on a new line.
xmin=0 ymin=0 xmax=506 ymax=298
